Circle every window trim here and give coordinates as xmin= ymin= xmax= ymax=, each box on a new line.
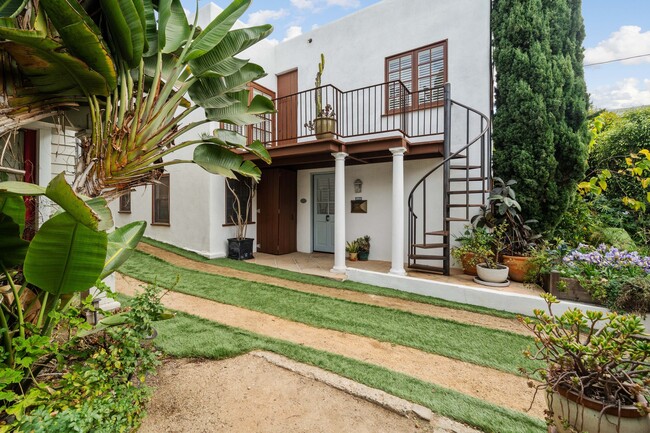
xmin=384 ymin=40 xmax=448 ymax=114
xmin=151 ymin=173 xmax=170 ymax=226
xmin=118 ymin=191 xmax=131 ymax=214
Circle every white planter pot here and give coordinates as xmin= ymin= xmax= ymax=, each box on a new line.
xmin=475 ymin=263 xmax=509 ymax=283
xmin=548 ymin=388 xmax=650 ymax=433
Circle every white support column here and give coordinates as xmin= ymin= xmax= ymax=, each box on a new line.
xmin=331 ymin=152 xmax=348 ymax=274
xmin=389 ymin=147 xmax=407 ymax=276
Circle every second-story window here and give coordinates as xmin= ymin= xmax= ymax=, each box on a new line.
xmin=386 ymin=40 xmax=447 ymax=111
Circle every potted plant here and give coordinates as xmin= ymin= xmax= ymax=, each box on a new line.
xmin=472 ymin=178 xmax=540 ymax=282
xmin=303 ymin=53 xmax=337 ymax=139
xmin=451 ymin=226 xmax=493 ymax=276
xmin=226 ymin=178 xmax=256 ymax=260
xmin=356 ymin=236 xmax=370 ymax=261
xmin=475 ymin=223 xmax=510 ymax=284
xmin=346 ymin=240 xmax=359 ymax=261
xmin=520 ymin=294 xmax=650 ymax=433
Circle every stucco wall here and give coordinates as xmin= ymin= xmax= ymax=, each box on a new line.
xmin=296 ymin=157 xmax=443 ymax=262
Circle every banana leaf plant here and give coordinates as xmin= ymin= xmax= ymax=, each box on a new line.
xmin=0 ymin=173 xmax=147 ymax=364
xmin=0 ymin=0 xmax=274 ymax=197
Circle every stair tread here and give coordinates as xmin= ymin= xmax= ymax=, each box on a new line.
xmin=409 ymin=254 xmax=446 ymax=260
xmin=449 ymin=165 xmax=482 ymax=170
xmin=413 ymin=243 xmax=447 ymax=249
xmin=425 ymin=230 xmax=449 ymax=236
xmin=447 ymin=189 xmax=489 ymax=194
xmin=408 ymin=264 xmax=445 ymax=274
xmin=446 ymin=217 xmax=469 ymax=222
xmin=447 ymin=204 xmax=484 ymax=208
xmin=449 ymin=177 xmax=486 ymax=182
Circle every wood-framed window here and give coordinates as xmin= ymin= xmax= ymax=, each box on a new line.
xmin=220 ymin=82 xmax=275 ymax=146
xmin=152 ymin=174 xmax=170 ymax=225
xmin=224 ymin=176 xmax=255 ymax=226
xmin=385 ymin=40 xmax=447 ymax=112
xmin=118 ymin=191 xmax=131 ymax=213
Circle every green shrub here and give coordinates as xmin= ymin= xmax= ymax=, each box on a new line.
xmin=610 ymin=276 xmax=650 ymax=317
xmin=590 ymin=227 xmax=636 ymax=251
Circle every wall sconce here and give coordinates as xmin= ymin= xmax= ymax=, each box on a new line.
xmin=354 ymin=179 xmax=363 ymax=194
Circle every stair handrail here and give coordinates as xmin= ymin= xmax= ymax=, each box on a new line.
xmin=407 ymin=85 xmax=491 ymax=214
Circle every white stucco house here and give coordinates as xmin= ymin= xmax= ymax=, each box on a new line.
xmin=110 ymin=0 xmax=493 ymax=276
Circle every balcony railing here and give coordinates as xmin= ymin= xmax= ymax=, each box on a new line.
xmin=267 ymin=81 xmax=446 ymax=147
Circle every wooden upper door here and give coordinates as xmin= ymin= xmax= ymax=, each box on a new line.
xmin=276 ymin=70 xmax=298 ymax=145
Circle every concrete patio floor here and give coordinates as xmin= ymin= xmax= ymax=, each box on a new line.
xmin=248 ymin=251 xmax=543 ymax=297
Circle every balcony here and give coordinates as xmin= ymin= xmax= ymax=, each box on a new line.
xmin=243 ymin=81 xmax=447 ymax=168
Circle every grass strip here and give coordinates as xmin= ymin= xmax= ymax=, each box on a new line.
xmin=119 ymin=293 xmax=545 ymax=433
xmin=141 ymin=237 xmax=519 ymax=319
xmin=120 ymin=250 xmax=541 ymax=376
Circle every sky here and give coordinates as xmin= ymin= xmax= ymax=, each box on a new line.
xmin=183 ymin=0 xmax=650 ymax=110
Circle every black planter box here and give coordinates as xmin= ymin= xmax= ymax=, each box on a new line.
xmin=228 ymin=238 xmax=254 ymax=260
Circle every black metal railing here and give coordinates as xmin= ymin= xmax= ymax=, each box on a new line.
xmin=268 ymin=81 xmax=446 ymax=146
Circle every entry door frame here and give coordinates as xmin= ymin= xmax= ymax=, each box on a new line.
xmin=312 ymin=172 xmax=335 ymax=253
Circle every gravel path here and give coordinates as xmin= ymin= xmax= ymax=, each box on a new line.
xmin=137 ymin=243 xmax=528 ymax=336
xmin=118 ymin=273 xmax=544 ymax=418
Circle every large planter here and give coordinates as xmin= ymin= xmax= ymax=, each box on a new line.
xmin=358 ymin=251 xmax=369 ymax=261
xmin=476 ymin=263 xmax=509 ymax=283
xmin=314 ymin=117 xmax=337 ymax=139
xmin=502 ymin=255 xmax=532 ymax=283
xmin=547 ymin=386 xmax=650 ymax=433
xmin=227 ymin=238 xmax=254 ymax=260
xmin=546 ymin=271 xmax=599 ymax=304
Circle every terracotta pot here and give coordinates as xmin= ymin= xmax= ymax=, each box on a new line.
xmin=314 ymin=117 xmax=337 ymax=139
xmin=547 ymin=387 xmax=650 ymax=433
xmin=460 ymin=253 xmax=478 ymax=276
xmin=348 ymin=252 xmax=358 ymax=261
xmin=476 ymin=263 xmax=509 ymax=283
xmin=501 ymin=255 xmax=532 ymax=283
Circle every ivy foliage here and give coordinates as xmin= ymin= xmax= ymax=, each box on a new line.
xmin=492 ymin=0 xmax=589 ymax=232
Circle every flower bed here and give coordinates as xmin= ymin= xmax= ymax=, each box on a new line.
xmin=548 ymin=244 xmax=650 ymax=315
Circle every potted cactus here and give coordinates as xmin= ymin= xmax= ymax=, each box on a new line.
xmin=304 ymin=53 xmax=337 ymax=139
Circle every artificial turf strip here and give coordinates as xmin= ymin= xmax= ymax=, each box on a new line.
xmin=140 ymin=237 xmax=519 ymax=320
xmin=119 ymin=250 xmax=542 ymax=376
xmin=123 ymin=301 xmax=546 ymax=433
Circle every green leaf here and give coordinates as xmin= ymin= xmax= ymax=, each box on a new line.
xmin=45 ymin=173 xmax=99 ymax=231
xmin=189 ymin=63 xmax=266 ymax=108
xmin=247 ymin=140 xmax=271 ymax=164
xmin=193 ymin=144 xmax=262 ymax=181
xmin=0 ymin=195 xmax=25 ymax=235
xmin=85 ymin=197 xmax=114 ymax=232
xmin=0 ymin=0 xmax=27 ymax=18
xmin=0 ymin=213 xmax=29 ymax=268
xmin=100 ymin=221 xmax=147 ymax=279
xmin=0 ymin=181 xmax=45 ymax=196
xmin=0 ymin=23 xmax=111 ymax=95
xmin=142 ymin=0 xmax=158 ymax=56
xmin=205 ymin=91 xmax=275 ymax=126
xmin=185 ymin=0 xmax=251 ymax=61
xmin=158 ymin=0 xmax=191 ymax=54
xmin=99 ymin=0 xmax=145 ymax=68
xmin=40 ymin=0 xmax=117 ymax=90
xmin=23 ymin=212 xmax=108 ymax=296
xmin=189 ymin=25 xmax=273 ymax=77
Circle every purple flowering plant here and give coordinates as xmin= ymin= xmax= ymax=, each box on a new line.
xmin=559 ymin=244 xmax=650 ymax=302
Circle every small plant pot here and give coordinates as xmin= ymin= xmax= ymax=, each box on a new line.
xmin=314 ymin=118 xmax=337 ymax=139
xmin=547 ymin=387 xmax=650 ymax=433
xmin=348 ymin=252 xmax=358 ymax=261
xmin=501 ymin=255 xmax=532 ymax=283
xmin=476 ymin=263 xmax=509 ymax=283
xmin=357 ymin=251 xmax=369 ymax=261
xmin=228 ymin=238 xmax=254 ymax=260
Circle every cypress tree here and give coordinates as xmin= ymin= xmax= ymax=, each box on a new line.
xmin=492 ymin=0 xmax=588 ymax=232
